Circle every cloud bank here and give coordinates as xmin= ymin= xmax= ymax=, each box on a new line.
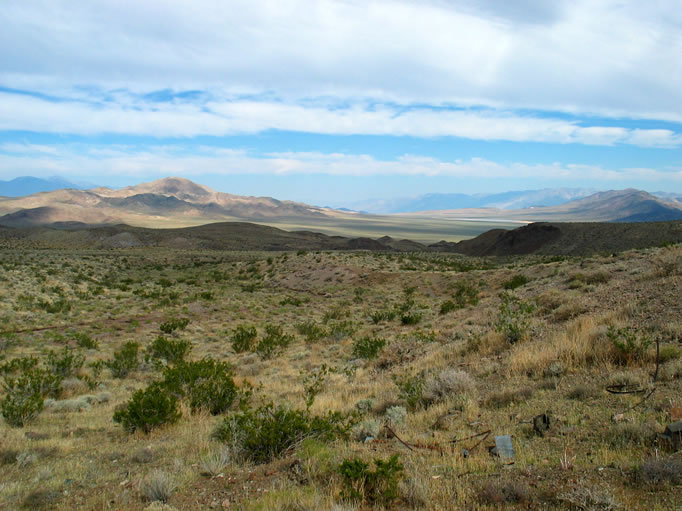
xmin=1 ymin=91 xmax=680 ymax=148
xmin=2 ymin=143 xmax=680 ymax=186
xmin=1 ymin=0 xmax=681 ymax=194
xmin=2 ymin=0 xmax=682 ymax=121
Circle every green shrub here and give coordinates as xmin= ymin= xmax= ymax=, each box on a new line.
xmin=231 ymin=325 xmax=257 ymax=353
xmin=607 ymin=326 xmax=653 ymax=365
xmin=46 ymin=346 xmax=85 ymax=379
xmin=339 ymin=454 xmax=403 ymax=506
xmin=300 ymin=364 xmax=329 ymax=409
xmin=451 ymin=280 xmax=480 ymax=308
xmin=240 ymin=282 xmax=259 ymax=293
xmin=106 ymin=341 xmax=140 ymax=378
xmin=36 ymin=298 xmax=71 ymax=314
xmin=279 ymin=296 xmax=309 ymax=306
xmin=353 ymin=287 xmax=367 ymax=303
xmin=1 ymin=358 xmax=62 ymax=427
xmin=161 ymin=359 xmax=237 ymax=415
xmin=1 ymin=356 xmax=62 ymax=398
xmin=255 ymin=325 xmax=294 ymax=360
xmin=439 ymin=300 xmax=456 ymax=315
xmin=327 ymin=320 xmax=357 ymax=341
xmin=295 ymin=321 xmax=327 ymax=342
xmin=323 ymin=306 xmax=348 ymax=323
xmin=147 ymin=336 xmax=191 ymax=365
xmin=158 ymin=278 xmax=173 ymax=288
xmin=400 ymin=310 xmax=423 ymax=325
xmin=213 ymin=403 xmax=351 ymax=463
xmin=113 ymin=383 xmax=181 ymax=434
xmin=1 ymin=375 xmax=44 ymax=427
xmin=502 ymin=274 xmax=529 ymax=290
xmin=352 ymin=336 xmax=386 ymax=360
xmin=71 ymin=332 xmax=98 ymax=350
xmin=159 ymin=317 xmax=190 ymax=335
xmin=369 ymin=309 xmax=397 ymax=324
xmin=495 ymin=292 xmax=534 ymax=343
xmin=393 ymin=372 xmax=426 ymax=410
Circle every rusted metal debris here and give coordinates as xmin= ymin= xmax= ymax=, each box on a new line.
xmin=660 ymin=421 xmax=682 ymax=451
xmin=606 ymin=384 xmax=647 ymax=394
xmin=533 ymin=413 xmax=551 ymax=437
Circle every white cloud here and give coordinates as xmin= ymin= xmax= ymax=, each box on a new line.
xmin=1 ymin=143 xmax=680 ymax=185
xmin=1 ymin=0 xmax=682 ymax=121
xmin=1 ymin=91 xmax=679 ymax=147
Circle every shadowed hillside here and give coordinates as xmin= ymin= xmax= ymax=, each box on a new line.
xmin=431 ymin=221 xmax=682 ymax=256
xmin=0 ymin=222 xmax=427 ymax=252
xmin=2 ymin=220 xmax=682 ymax=256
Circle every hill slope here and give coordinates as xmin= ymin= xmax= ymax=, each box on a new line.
xmin=431 ymin=221 xmax=682 ymax=256
xmin=0 ymin=222 xmax=430 ymax=252
xmin=2 ymin=219 xmax=681 ymax=256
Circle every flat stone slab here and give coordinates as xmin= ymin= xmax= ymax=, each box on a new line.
xmin=494 ymin=435 xmax=515 ymax=459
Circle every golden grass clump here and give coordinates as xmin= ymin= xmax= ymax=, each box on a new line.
xmin=507 ymin=315 xmax=612 ymax=377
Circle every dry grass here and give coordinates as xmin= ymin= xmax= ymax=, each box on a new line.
xmin=507 ymin=315 xmax=613 ymax=377
xmin=140 ymin=470 xmax=176 ymax=503
xmin=0 ymin=246 xmax=680 ymax=509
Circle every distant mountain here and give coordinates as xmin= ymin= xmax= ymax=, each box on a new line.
xmin=0 ymin=176 xmax=91 ymax=197
xmin=2 ymin=178 xmax=681 ymax=234
xmin=653 ymin=192 xmax=682 ymax=205
xmin=0 ymin=177 xmax=335 ymax=228
xmin=407 ymin=189 xmax=682 ymax=223
xmin=345 ymin=188 xmax=596 ymax=213
xmin=540 ymin=189 xmax=682 ymax=222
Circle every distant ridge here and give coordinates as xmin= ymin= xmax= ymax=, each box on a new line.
xmin=345 ymin=188 xmax=597 ymax=213
xmin=0 ymin=176 xmax=334 ymax=228
xmin=1 ymin=178 xmax=681 ymax=233
xmin=0 ymin=176 xmax=89 ymax=197
xmin=1 ymin=219 xmax=680 ymax=256
xmin=544 ymin=189 xmax=682 ymax=222
xmin=0 ymin=221 xmax=427 ymax=252
xmin=407 ymin=189 xmax=682 ymax=223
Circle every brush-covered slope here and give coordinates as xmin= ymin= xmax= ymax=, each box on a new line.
xmin=0 ymin=221 xmax=429 ymax=252
xmin=432 ymin=221 xmax=682 ymax=256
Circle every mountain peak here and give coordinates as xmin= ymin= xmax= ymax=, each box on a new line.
xmin=129 ymin=177 xmax=214 ymax=198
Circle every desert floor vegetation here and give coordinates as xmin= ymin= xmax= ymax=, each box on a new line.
xmin=0 ymin=245 xmax=680 ymax=509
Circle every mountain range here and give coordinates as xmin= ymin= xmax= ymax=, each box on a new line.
xmin=1 ymin=177 xmax=682 ymax=239
xmin=343 ymin=188 xmax=599 ymax=213
xmin=0 ymin=177 xmax=331 ymax=228
xmin=408 ymin=188 xmax=682 ymax=223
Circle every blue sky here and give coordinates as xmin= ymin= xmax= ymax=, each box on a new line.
xmin=1 ymin=0 xmax=681 ymax=206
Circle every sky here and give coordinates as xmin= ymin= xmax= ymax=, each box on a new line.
xmin=1 ymin=0 xmax=682 ymax=206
